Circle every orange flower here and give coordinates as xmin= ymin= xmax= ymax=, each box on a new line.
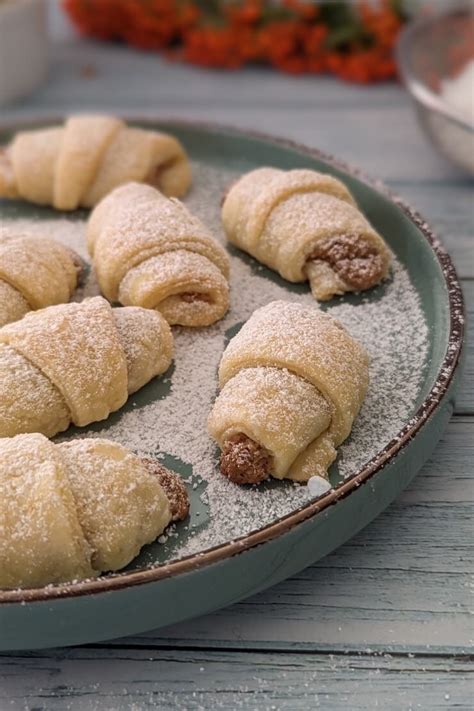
xmin=283 ymin=0 xmax=319 ymax=21
xmin=227 ymin=0 xmax=262 ymax=26
xmin=183 ymin=26 xmax=245 ymax=69
xmin=272 ymin=54 xmax=308 ymax=74
xmin=303 ymin=24 xmax=328 ymax=57
xmin=63 ymin=0 xmax=404 ymax=82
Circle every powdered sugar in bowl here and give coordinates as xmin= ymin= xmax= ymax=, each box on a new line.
xmin=397 ymin=3 xmax=474 ymax=175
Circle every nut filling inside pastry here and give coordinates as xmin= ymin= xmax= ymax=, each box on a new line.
xmin=221 ymin=167 xmax=392 ymax=301
xmin=306 ymin=233 xmax=386 ymax=291
xmin=221 ymin=433 xmax=273 ymax=485
xmin=208 ymin=301 xmax=369 ymax=484
xmin=141 ymin=458 xmax=190 ymax=521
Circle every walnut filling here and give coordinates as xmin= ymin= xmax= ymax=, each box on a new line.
xmin=220 ymin=433 xmax=273 ymax=485
xmin=308 ymin=234 xmax=385 ymax=291
xmin=141 ymin=458 xmax=190 ymax=522
xmin=69 ymin=251 xmax=86 ymax=285
xmin=181 ymin=292 xmax=212 ymax=304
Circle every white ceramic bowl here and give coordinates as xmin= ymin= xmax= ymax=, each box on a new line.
xmin=0 ymin=0 xmax=49 ymax=106
xmin=397 ymin=2 xmax=474 ymax=175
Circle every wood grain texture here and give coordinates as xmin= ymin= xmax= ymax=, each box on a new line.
xmin=0 ymin=10 xmax=472 ymax=707
xmin=1 ymin=648 xmax=472 ymax=711
xmin=98 ymin=417 xmax=474 ymax=654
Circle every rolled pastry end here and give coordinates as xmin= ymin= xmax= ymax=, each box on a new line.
xmin=113 ymin=306 xmax=174 ymax=394
xmin=158 ymin=286 xmax=229 ymax=327
xmin=141 ymin=458 xmax=190 ymax=521
xmin=220 ymin=433 xmax=273 ymax=485
xmin=305 ymin=234 xmax=387 ymax=301
xmin=209 ymin=365 xmax=334 ymax=483
xmin=118 ymin=250 xmax=230 ymax=328
xmin=146 ymin=154 xmax=191 ymax=199
xmin=221 ymin=179 xmax=238 ymax=208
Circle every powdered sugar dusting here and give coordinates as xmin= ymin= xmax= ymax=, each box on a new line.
xmin=2 ymin=161 xmax=430 ymax=564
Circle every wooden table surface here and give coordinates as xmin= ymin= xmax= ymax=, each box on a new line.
xmin=0 ymin=15 xmax=473 ymax=710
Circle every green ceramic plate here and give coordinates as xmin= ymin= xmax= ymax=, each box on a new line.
xmin=0 ymin=118 xmax=464 ymax=651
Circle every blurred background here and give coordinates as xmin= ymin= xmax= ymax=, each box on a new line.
xmin=0 ymin=4 xmax=473 ymax=705
xmin=0 ymin=0 xmax=472 ymax=177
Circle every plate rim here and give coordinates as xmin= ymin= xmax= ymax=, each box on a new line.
xmin=0 ymin=116 xmax=465 ymax=604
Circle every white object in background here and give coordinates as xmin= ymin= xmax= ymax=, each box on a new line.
xmin=0 ymin=0 xmax=49 ymax=107
xmin=440 ymin=59 xmax=474 ymax=125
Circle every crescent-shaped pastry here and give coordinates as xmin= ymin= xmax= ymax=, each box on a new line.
xmin=222 ymin=167 xmax=391 ymax=300
xmin=87 ymin=182 xmax=230 ymax=327
xmin=0 ymin=114 xmax=191 ymax=210
xmin=0 ymin=433 xmax=189 ymax=589
xmin=208 ymin=300 xmax=369 ymax=484
xmin=0 ymin=232 xmax=83 ymax=327
xmin=0 ymin=296 xmax=173 ymax=438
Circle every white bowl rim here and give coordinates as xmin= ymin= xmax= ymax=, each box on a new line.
xmin=396 ymin=1 xmax=474 ymax=133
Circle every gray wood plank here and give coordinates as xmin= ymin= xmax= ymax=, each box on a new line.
xmin=98 ymin=417 xmax=473 ymax=654
xmin=1 ymin=14 xmax=472 ymax=706
xmin=0 ymin=648 xmax=472 ymax=711
xmin=3 ymin=37 xmax=467 ymax=184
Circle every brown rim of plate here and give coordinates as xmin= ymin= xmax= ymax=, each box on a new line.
xmin=0 ymin=117 xmax=465 ymax=604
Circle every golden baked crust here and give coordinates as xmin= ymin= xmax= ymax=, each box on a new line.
xmin=0 ymin=114 xmax=191 ymax=210
xmin=0 ymin=435 xmax=184 ymax=589
xmin=222 ymin=167 xmax=391 ymax=300
xmin=209 ymin=300 xmax=369 ymax=484
xmin=0 ymin=297 xmax=173 ymax=438
xmin=87 ymin=182 xmax=230 ymax=327
xmin=0 ymin=233 xmax=83 ymax=327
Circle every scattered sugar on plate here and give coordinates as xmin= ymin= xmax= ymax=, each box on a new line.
xmin=2 ymin=161 xmax=430 ymax=563
xmin=307 ymin=475 xmax=331 ymax=498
